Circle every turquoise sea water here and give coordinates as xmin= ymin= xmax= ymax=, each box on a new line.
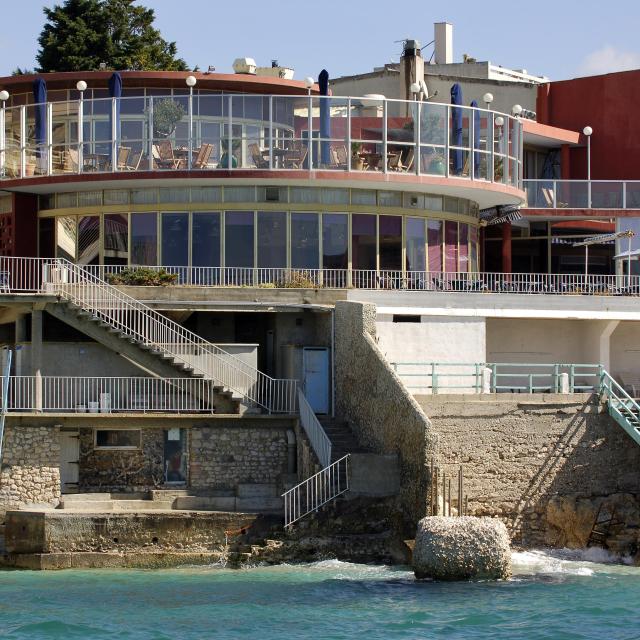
xmin=1 ymin=549 xmax=639 ymax=639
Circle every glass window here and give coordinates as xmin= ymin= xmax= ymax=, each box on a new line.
xmin=322 ymin=213 xmax=348 ymax=269
xmin=104 ymin=213 xmax=128 ymax=265
xmin=321 ymin=188 xmax=349 ymax=205
xmin=224 ymin=186 xmax=255 ymax=202
xmin=131 ymin=189 xmax=157 ymax=205
xmin=56 ymin=216 xmax=77 ymax=261
xmin=444 ymin=221 xmax=459 ymax=272
xmin=470 ymin=226 xmax=479 ymax=272
xmin=378 ymin=191 xmax=402 ymax=207
xmin=257 ymin=211 xmax=287 ymax=269
xmin=428 ymin=220 xmax=442 ymax=272
xmin=291 ymin=187 xmax=320 ymax=204
xmin=104 ymin=190 xmax=129 ymax=206
xmin=131 ymin=212 xmax=157 ymax=265
xmin=161 ymin=212 xmax=188 ymax=266
xmin=225 ymin=211 xmax=254 ymax=268
xmin=95 ymin=429 xmax=141 ymax=449
xmin=379 ymin=215 xmax=402 ymax=270
xmin=159 ymin=188 xmax=189 ymax=204
xmin=406 ymin=217 xmax=426 ymax=272
xmin=192 ymin=212 xmax=220 ymax=267
xmin=425 ymin=195 xmax=443 ymax=211
xmin=291 ymin=212 xmax=319 ymax=269
xmin=77 ymin=216 xmax=100 ymax=265
xmin=38 ymin=217 xmax=55 ymax=258
xmin=191 ymin=187 xmax=221 ymax=203
xmin=78 ymin=191 xmax=102 ymax=207
xmin=352 ymin=214 xmax=376 ymax=270
xmin=459 ymin=223 xmax=469 ymax=273
xmin=57 ymin=192 xmax=77 ymax=208
xmin=351 ymin=190 xmax=376 ymax=206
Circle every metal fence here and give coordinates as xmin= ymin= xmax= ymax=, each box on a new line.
xmin=524 ymin=179 xmax=640 ymax=209
xmin=298 ymin=389 xmax=332 ymax=468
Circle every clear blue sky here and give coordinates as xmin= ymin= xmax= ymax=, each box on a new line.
xmin=2 ymin=0 xmax=639 ymax=80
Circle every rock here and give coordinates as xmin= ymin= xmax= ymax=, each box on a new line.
xmin=413 ymin=516 xmax=511 ymax=581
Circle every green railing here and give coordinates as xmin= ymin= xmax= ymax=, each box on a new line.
xmin=600 ymin=370 xmax=640 ymax=446
xmin=391 ymin=362 xmax=602 ymax=394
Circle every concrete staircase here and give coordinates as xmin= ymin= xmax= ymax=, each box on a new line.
xmin=319 ymin=417 xmax=366 ymax=462
xmin=46 ymin=300 xmax=240 ymax=414
xmin=56 ymin=484 xmax=283 ymax=514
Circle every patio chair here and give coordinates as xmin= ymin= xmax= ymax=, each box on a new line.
xmin=192 ymin=143 xmax=214 ymax=169
xmin=284 ymin=142 xmax=307 ymax=169
xmin=248 ymin=143 xmax=269 ymax=169
xmin=63 ymin=148 xmax=79 ymax=173
xmin=123 ymin=149 xmax=143 ymax=171
xmin=399 ymin=148 xmax=414 ymax=172
xmin=331 ymin=145 xmax=348 ymax=169
xmin=153 ymin=140 xmax=180 ymax=169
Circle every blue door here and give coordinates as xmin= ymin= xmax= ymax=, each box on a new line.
xmin=303 ymin=347 xmax=330 ymax=414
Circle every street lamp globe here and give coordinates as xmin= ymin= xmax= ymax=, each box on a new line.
xmin=512 ymin=104 xmax=523 ymax=116
xmin=583 ymin=126 xmax=593 ymax=136
xmin=76 ymin=81 xmax=87 ymax=92
xmin=495 ymin=116 xmax=504 ymax=127
xmin=186 ymin=75 xmax=197 ymax=87
xmin=483 ymin=92 xmax=493 ymax=104
xmin=0 ymin=90 xmax=9 ymax=102
xmin=304 ymin=77 xmax=314 ymax=89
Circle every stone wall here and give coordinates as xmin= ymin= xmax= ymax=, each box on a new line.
xmin=79 ymin=428 xmax=164 ymax=492
xmin=190 ymin=423 xmax=290 ymax=491
xmin=0 ymin=425 xmax=61 ymax=513
xmin=419 ymin=395 xmax=640 ymax=546
xmin=334 ymin=301 xmax=436 ymax=528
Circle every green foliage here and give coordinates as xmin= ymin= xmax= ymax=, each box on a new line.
xmin=150 ymin=98 xmax=185 ymax=137
xmin=276 ymin=271 xmax=319 ymax=289
xmin=36 ymin=0 xmax=188 ymax=72
xmin=106 ymin=267 xmax=178 ymax=286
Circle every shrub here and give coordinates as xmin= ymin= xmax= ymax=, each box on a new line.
xmin=276 ymin=271 xmax=319 ymax=289
xmin=107 ymin=268 xmax=178 ymax=286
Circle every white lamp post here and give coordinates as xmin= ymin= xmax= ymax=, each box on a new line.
xmin=76 ymin=81 xmax=87 ymax=173
xmin=583 ymin=125 xmax=593 ymax=179
xmin=483 ymin=92 xmax=493 ymax=110
xmin=186 ymin=75 xmax=197 ymax=169
xmin=512 ymin=104 xmax=523 ymax=117
xmin=0 ymin=90 xmax=8 ymax=177
xmin=410 ymin=82 xmax=420 ymax=100
xmin=304 ymin=76 xmax=314 ymax=97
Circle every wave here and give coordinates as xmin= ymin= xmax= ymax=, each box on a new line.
xmin=512 ymin=548 xmax=637 ymax=578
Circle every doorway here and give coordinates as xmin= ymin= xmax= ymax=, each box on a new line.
xmin=59 ymin=431 xmax=79 ymax=493
xmin=164 ymin=428 xmax=187 ymax=484
xmin=303 ymin=347 xmax=330 ymax=414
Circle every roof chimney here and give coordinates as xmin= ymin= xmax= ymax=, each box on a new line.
xmin=434 ymin=22 xmax=453 ymax=65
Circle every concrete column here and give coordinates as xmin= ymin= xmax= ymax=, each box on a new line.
xmin=14 ymin=313 xmax=27 ymax=377
xmin=31 ymin=310 xmax=43 ymax=411
xmin=501 ymin=222 xmax=512 ymax=274
xmin=598 ymin=321 xmax=619 ymax=372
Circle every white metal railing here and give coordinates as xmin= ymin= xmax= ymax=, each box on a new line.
xmin=0 ymin=93 xmax=522 ymax=189
xmin=1 ymin=376 xmax=220 ymax=413
xmin=42 ymin=259 xmax=297 ymax=413
xmin=83 ymin=264 xmax=640 ymax=295
xmin=0 ymin=256 xmax=50 ymax=292
xmin=524 ymin=179 xmax=640 ymax=209
xmin=282 ymin=454 xmax=350 ymax=528
xmin=298 ymin=389 xmax=332 ymax=468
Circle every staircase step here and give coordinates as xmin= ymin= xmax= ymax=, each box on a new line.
xmin=237 ymin=484 xmax=278 ymax=498
xmin=61 ymin=493 xmax=111 ymax=502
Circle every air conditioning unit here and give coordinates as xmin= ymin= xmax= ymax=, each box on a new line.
xmin=232 ymin=58 xmax=257 ymax=75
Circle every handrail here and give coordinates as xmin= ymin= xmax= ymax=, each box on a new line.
xmin=43 ymin=259 xmax=297 ymax=413
xmin=282 ymin=454 xmax=350 ymax=528
xmin=0 ymin=375 xmax=222 ymax=413
xmin=297 ymin=389 xmax=332 ymax=468
xmin=524 ymin=179 xmax=640 ymax=210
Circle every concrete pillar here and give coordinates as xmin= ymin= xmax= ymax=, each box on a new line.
xmin=481 ymin=367 xmax=492 ymax=394
xmin=501 ymin=222 xmax=512 ymax=274
xmin=14 ymin=313 xmax=27 ymax=377
xmin=31 ymin=310 xmax=43 ymax=411
xmin=598 ymin=321 xmax=619 ymax=372
xmin=559 ymin=373 xmax=570 ymax=394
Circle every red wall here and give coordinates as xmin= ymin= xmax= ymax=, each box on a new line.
xmin=537 ymin=70 xmax=640 ymax=180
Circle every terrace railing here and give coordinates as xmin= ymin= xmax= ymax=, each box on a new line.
xmin=0 ymin=375 xmax=221 ymax=413
xmin=392 ymin=362 xmax=602 ymax=395
xmin=282 ymin=454 xmax=350 ymax=528
xmin=42 ymin=259 xmax=297 ymax=413
xmin=0 ymin=94 xmax=522 ymax=189
xmin=601 ymin=370 xmax=640 ymax=446
xmin=524 ymin=179 xmax=640 ymax=210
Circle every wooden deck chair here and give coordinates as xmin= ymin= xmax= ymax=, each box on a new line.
xmin=116 ymin=146 xmax=131 ymax=170
xmin=154 ymin=140 xmax=180 ymax=169
xmin=248 ymin=143 xmax=269 ymax=169
xmin=399 ymin=147 xmax=414 ymax=172
xmin=331 ymin=145 xmax=348 ymax=169
xmin=124 ymin=149 xmax=143 ymax=171
xmin=192 ymin=143 xmax=214 ymax=169
xmin=63 ymin=148 xmax=79 ymax=173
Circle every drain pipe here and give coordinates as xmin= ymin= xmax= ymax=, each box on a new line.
xmin=286 ymin=429 xmax=297 ymax=474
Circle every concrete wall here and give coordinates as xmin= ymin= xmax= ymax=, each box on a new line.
xmin=0 ymin=425 xmax=61 ymax=514
xmin=334 ymin=300 xmax=436 ymax=528
xmin=611 ymin=321 xmax=640 ymax=379
xmin=419 ymin=395 xmax=640 ymax=546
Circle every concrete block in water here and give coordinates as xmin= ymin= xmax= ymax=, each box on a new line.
xmin=413 ymin=516 xmax=511 ymax=580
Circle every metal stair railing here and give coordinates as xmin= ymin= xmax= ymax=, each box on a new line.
xmin=600 ymin=370 xmax=640 ymax=445
xmin=43 ymin=259 xmax=297 ymax=414
xmin=282 ymin=454 xmax=350 ymax=528
xmin=297 ymin=389 xmax=332 ymax=468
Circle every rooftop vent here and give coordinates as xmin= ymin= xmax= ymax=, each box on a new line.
xmin=232 ymin=58 xmax=257 ymax=75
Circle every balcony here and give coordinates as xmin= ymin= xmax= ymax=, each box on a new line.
xmin=524 ymin=180 xmax=640 ymax=210
xmin=0 ymin=94 xmax=522 ymax=191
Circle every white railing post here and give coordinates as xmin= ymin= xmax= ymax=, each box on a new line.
xmin=19 ymin=105 xmax=26 ymax=178
xmin=111 ymin=97 xmax=118 ymax=172
xmin=46 ymin=102 xmax=53 ymax=175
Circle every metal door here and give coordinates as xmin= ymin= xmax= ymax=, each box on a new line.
xmin=59 ymin=431 xmax=79 ymax=492
xmin=302 ymin=347 xmax=330 ymax=414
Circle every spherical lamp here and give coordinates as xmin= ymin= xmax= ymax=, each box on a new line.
xmin=483 ymin=92 xmax=494 ymax=109
xmin=583 ymin=126 xmax=593 ymax=136
xmin=76 ymin=80 xmax=87 ymax=92
xmin=512 ymin=104 xmax=523 ymax=116
xmin=186 ymin=75 xmax=197 ymax=88
xmin=0 ymin=90 xmax=9 ymax=102
xmin=495 ymin=116 xmax=504 ymax=127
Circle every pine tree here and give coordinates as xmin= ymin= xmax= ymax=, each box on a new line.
xmin=35 ymin=0 xmax=188 ymax=72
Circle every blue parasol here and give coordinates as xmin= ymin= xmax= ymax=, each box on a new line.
xmin=318 ymin=69 xmax=331 ymax=167
xmin=32 ymin=78 xmax=47 ymax=172
xmin=108 ymin=72 xmax=122 ymax=164
xmin=471 ymin=99 xmax=480 ymax=176
xmin=450 ymin=83 xmax=463 ymax=174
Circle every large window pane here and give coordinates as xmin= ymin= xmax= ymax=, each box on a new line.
xmin=322 ymin=213 xmax=348 ymax=270
xmin=352 ymin=214 xmax=376 ymax=270
xmin=161 ymin=212 xmax=188 ymax=266
xmin=444 ymin=221 xmax=459 ymax=272
xmin=379 ymin=215 xmax=402 ymax=271
xmin=56 ymin=216 xmax=77 ymax=261
xmin=257 ymin=211 xmax=287 ymax=269
xmin=469 ymin=226 xmax=479 ymax=272
xmin=406 ymin=217 xmax=426 ymax=272
xmin=225 ymin=211 xmax=254 ymax=268
xmin=192 ymin=212 xmax=220 ymax=267
xmin=428 ymin=220 xmax=442 ymax=272
xmin=459 ymin=223 xmax=469 ymax=273
xmin=291 ymin=212 xmax=319 ymax=269
xmin=131 ymin=212 xmax=157 ymax=265
xmin=104 ymin=213 xmax=128 ymax=265
xmin=77 ymin=216 xmax=100 ymax=265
